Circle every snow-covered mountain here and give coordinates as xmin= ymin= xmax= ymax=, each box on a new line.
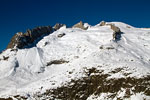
xmin=0 ymin=21 xmax=150 ymax=100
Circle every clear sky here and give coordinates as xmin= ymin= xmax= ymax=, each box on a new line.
xmin=0 ymin=0 xmax=150 ymax=51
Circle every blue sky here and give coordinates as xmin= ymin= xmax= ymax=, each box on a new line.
xmin=0 ymin=0 xmax=150 ymax=51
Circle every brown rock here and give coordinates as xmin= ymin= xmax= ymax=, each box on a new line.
xmin=73 ymin=21 xmax=87 ymax=30
xmin=7 ymin=33 xmax=23 ymax=49
xmin=53 ymin=23 xmax=65 ymax=31
xmin=110 ymin=24 xmax=121 ymax=33
xmin=99 ymin=21 xmax=106 ymax=26
xmin=7 ymin=26 xmax=53 ymax=49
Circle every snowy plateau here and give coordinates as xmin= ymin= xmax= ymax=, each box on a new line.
xmin=0 ymin=21 xmax=150 ymax=100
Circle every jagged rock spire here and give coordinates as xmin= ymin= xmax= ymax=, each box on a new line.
xmin=7 ymin=26 xmax=53 ymax=49
xmin=7 ymin=22 xmax=66 ymax=49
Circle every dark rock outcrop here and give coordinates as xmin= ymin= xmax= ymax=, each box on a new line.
xmin=34 ymin=68 xmax=150 ymax=100
xmin=7 ymin=32 xmax=21 ymax=49
xmin=57 ymin=33 xmax=66 ymax=38
xmin=46 ymin=59 xmax=69 ymax=66
xmin=7 ymin=26 xmax=53 ymax=49
xmin=110 ymin=24 xmax=122 ymax=40
xmin=73 ymin=21 xmax=88 ymax=30
xmin=99 ymin=20 xmax=122 ymax=40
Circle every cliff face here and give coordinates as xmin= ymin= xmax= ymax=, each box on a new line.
xmin=7 ymin=23 xmax=65 ymax=49
xmin=7 ymin=26 xmax=53 ymax=49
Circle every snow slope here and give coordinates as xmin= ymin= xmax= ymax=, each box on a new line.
xmin=0 ymin=22 xmax=150 ymax=100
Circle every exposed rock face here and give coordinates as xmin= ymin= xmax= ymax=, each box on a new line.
xmin=110 ymin=24 xmax=122 ymax=40
xmin=7 ymin=32 xmax=23 ymax=49
xmin=110 ymin=24 xmax=121 ymax=33
xmin=27 ymin=68 xmax=150 ymax=100
xmin=99 ymin=20 xmax=122 ymax=40
xmin=7 ymin=26 xmax=53 ymax=49
xmin=99 ymin=21 xmax=106 ymax=26
xmin=53 ymin=23 xmax=65 ymax=31
xmin=6 ymin=22 xmax=122 ymax=49
xmin=99 ymin=21 xmax=122 ymax=40
xmin=73 ymin=21 xmax=88 ymax=30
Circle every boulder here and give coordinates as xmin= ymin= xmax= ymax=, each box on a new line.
xmin=57 ymin=33 xmax=66 ymax=38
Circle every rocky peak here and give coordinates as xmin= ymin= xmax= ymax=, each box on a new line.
xmin=53 ymin=23 xmax=66 ymax=31
xmin=72 ymin=21 xmax=88 ymax=30
xmin=7 ymin=26 xmax=53 ymax=49
xmin=99 ymin=21 xmax=106 ymax=26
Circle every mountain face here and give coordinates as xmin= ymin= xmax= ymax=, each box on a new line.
xmin=0 ymin=21 xmax=150 ymax=100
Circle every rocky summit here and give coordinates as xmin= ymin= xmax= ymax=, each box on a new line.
xmin=72 ymin=21 xmax=89 ymax=30
xmin=0 ymin=21 xmax=150 ymax=100
xmin=6 ymin=23 xmax=66 ymax=49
